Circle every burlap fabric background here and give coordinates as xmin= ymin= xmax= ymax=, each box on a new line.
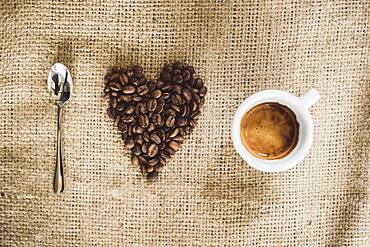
xmin=0 ymin=0 xmax=369 ymax=246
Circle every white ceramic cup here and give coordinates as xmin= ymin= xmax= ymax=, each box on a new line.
xmin=232 ymin=89 xmax=320 ymax=172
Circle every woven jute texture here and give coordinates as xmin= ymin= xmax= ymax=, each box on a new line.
xmin=0 ymin=0 xmax=369 ymax=246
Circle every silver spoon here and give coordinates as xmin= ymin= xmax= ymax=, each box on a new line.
xmin=47 ymin=63 xmax=73 ymax=193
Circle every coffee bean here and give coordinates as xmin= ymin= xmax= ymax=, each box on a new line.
xmin=135 ymin=135 xmax=143 ymax=145
xmin=182 ymin=70 xmax=191 ymax=81
xmin=166 ymin=115 xmax=176 ymax=128
xmin=162 ymin=84 xmax=172 ymax=91
xmin=138 ymin=155 xmax=147 ymax=165
xmin=168 ymin=128 xmax=179 ymax=138
xmin=137 ymin=102 xmax=147 ymax=114
xmin=151 ymin=89 xmax=162 ymax=98
xmin=124 ymin=105 xmax=135 ymax=114
xmin=172 ymin=135 xmax=184 ymax=143
xmin=122 ymin=85 xmax=136 ymax=94
xmin=173 ymin=61 xmax=184 ymax=70
xmin=147 ymin=99 xmax=157 ymax=112
xmin=122 ymin=114 xmax=134 ymax=123
xmin=150 ymin=133 xmax=161 ymax=144
xmin=165 ymin=147 xmax=175 ymax=155
xmin=110 ymin=98 xmax=118 ymax=108
xmin=143 ymin=131 xmax=150 ymax=142
xmin=160 ymin=151 xmax=170 ymax=160
xmin=160 ymin=71 xmax=171 ymax=82
xmin=182 ymin=89 xmax=192 ymax=102
xmin=120 ymin=74 xmax=129 ymax=85
xmin=120 ymin=95 xmax=131 ymax=102
xmin=151 ymin=113 xmax=161 ymax=126
xmin=199 ymin=86 xmax=207 ymax=97
xmin=194 ymin=78 xmax=203 ymax=89
xmin=107 ymin=108 xmax=116 ymax=119
xmin=173 ymin=74 xmax=183 ymax=84
xmin=146 ymin=171 xmax=158 ymax=181
xmin=172 ymin=69 xmax=182 ymax=75
xmin=159 ymin=142 xmax=166 ymax=150
xmin=147 ymin=122 xmax=156 ymax=132
xmin=131 ymin=144 xmax=140 ymax=155
xmin=168 ymin=141 xmax=180 ymax=152
xmin=148 ymin=143 xmax=158 ymax=157
xmin=148 ymin=158 xmax=158 ymax=166
xmin=172 ymin=84 xmax=183 ymax=94
xmin=159 ymin=130 xmax=166 ymax=141
xmin=138 ymin=114 xmax=149 ymax=128
xmin=171 ymin=104 xmax=180 ymax=113
xmin=133 ymin=65 xmax=143 ymax=74
xmin=162 ymin=92 xmax=170 ymax=99
xmin=124 ymin=137 xmax=135 ymax=148
xmin=132 ymin=96 xmax=142 ymax=102
xmin=137 ymin=84 xmax=149 ymax=95
xmin=176 ymin=117 xmax=187 ymax=126
xmin=109 ymin=81 xmax=122 ymax=91
xmin=133 ymin=125 xmax=144 ymax=134
xmin=118 ymin=121 xmax=128 ymax=133
xmin=154 ymin=163 xmax=164 ymax=172
xmin=198 ymin=98 xmax=205 ymax=108
xmin=131 ymin=154 xmax=139 ymax=166
xmin=141 ymin=143 xmax=148 ymax=154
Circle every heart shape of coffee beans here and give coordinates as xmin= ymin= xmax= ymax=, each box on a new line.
xmin=104 ymin=62 xmax=207 ymax=181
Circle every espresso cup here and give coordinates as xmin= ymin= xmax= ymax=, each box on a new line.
xmin=232 ymin=89 xmax=320 ymax=172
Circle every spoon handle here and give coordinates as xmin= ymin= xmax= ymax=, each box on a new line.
xmin=54 ymin=105 xmax=64 ymax=193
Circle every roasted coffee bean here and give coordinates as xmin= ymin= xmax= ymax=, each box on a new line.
xmin=172 ymin=69 xmax=182 ymax=75
xmin=147 ymin=99 xmax=157 ymax=112
xmin=166 ymin=115 xmax=176 ymax=127
xmin=159 ymin=130 xmax=166 ymax=141
xmin=143 ymin=131 xmax=150 ymax=142
xmin=120 ymin=95 xmax=131 ymax=102
xmin=124 ymin=105 xmax=135 ymax=114
xmin=110 ymin=98 xmax=118 ymax=109
xmin=107 ymin=108 xmax=116 ymax=118
xmin=191 ymin=110 xmax=200 ymax=119
xmin=168 ymin=128 xmax=179 ymax=138
xmin=135 ymin=135 xmax=143 ymax=145
xmin=151 ymin=89 xmax=162 ymax=98
xmin=162 ymin=84 xmax=172 ymax=91
xmin=148 ymin=158 xmax=158 ymax=166
xmin=148 ymin=80 xmax=156 ymax=90
xmin=133 ymin=125 xmax=144 ymax=134
xmin=199 ymin=86 xmax=207 ymax=97
xmin=138 ymin=155 xmax=147 ymax=165
xmin=173 ymin=61 xmax=184 ymax=70
xmin=131 ymin=154 xmax=139 ymax=166
xmin=159 ymin=142 xmax=166 ymax=150
xmin=168 ymin=141 xmax=180 ymax=152
xmin=112 ymin=66 xmax=120 ymax=73
xmin=132 ymin=96 xmax=142 ymax=102
xmin=172 ymin=135 xmax=184 ymax=143
xmin=189 ymin=120 xmax=196 ymax=128
xmin=161 ymin=92 xmax=170 ymax=99
xmin=147 ymin=122 xmax=156 ymax=132
xmin=142 ymin=143 xmax=148 ymax=154
xmin=154 ymin=163 xmax=165 ymax=172
xmin=182 ymin=89 xmax=192 ymax=102
xmin=133 ymin=65 xmax=143 ymax=74
xmin=171 ymin=104 xmax=180 ymax=113
xmin=116 ymin=102 xmax=125 ymax=112
xmin=165 ymin=147 xmax=175 ymax=155
xmin=122 ymin=114 xmax=134 ymax=123
xmin=114 ymin=115 xmax=121 ymax=126
xmin=118 ymin=121 xmax=128 ymax=133
xmin=145 ymin=165 xmax=155 ymax=173
xmin=124 ymin=137 xmax=135 ymax=148
xmin=109 ymin=81 xmax=122 ymax=91
xmin=180 ymin=105 xmax=188 ymax=117
xmin=150 ymin=133 xmax=161 ymax=144
xmin=137 ymin=84 xmax=149 ymax=95
xmin=127 ymin=125 xmax=134 ymax=136
xmin=182 ymin=69 xmax=191 ymax=81
xmin=173 ymin=74 xmax=183 ymax=84
xmin=198 ymin=98 xmax=205 ymax=108
xmin=194 ymin=78 xmax=203 ymax=89
xmin=138 ymin=114 xmax=149 ymax=128
xmin=151 ymin=113 xmax=161 ymax=126
xmin=147 ymin=143 xmax=158 ymax=157
xmin=122 ymin=85 xmax=136 ymax=94
xmin=160 ymin=71 xmax=171 ymax=82
xmin=146 ymin=171 xmax=158 ymax=181
xmin=137 ymin=102 xmax=147 ymax=114
xmin=176 ymin=117 xmax=187 ymax=126
xmin=172 ymin=84 xmax=183 ymax=94
xmin=132 ymin=145 xmax=141 ymax=156
xmin=120 ymin=74 xmax=129 ymax=85
xmin=160 ymin=151 xmax=170 ymax=160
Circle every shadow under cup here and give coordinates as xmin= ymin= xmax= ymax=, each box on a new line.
xmin=232 ymin=90 xmax=315 ymax=172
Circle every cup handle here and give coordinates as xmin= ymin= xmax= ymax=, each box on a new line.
xmin=299 ymin=89 xmax=320 ymax=109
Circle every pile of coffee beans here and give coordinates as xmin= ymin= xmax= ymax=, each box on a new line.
xmin=104 ymin=62 xmax=207 ymax=181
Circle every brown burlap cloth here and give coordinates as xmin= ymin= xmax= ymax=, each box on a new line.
xmin=0 ymin=0 xmax=369 ymax=246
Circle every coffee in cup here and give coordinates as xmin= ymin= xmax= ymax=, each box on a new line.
xmin=240 ymin=102 xmax=299 ymax=160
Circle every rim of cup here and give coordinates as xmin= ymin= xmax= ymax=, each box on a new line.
xmin=231 ymin=89 xmax=319 ymax=172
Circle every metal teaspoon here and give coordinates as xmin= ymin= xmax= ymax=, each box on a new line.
xmin=47 ymin=63 xmax=73 ymax=193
